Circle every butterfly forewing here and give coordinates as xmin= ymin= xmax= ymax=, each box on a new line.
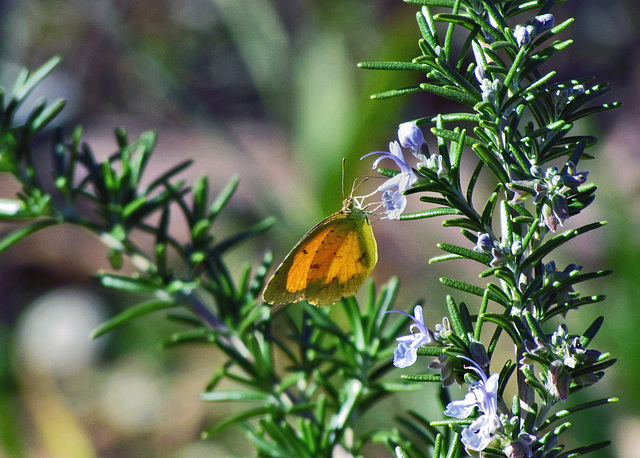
xmin=262 ymin=212 xmax=341 ymax=305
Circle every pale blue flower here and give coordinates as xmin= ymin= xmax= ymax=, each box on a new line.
xmin=444 ymin=357 xmax=501 ymax=451
xmin=379 ymin=186 xmax=408 ymax=220
xmin=474 ymin=233 xmax=493 ymax=252
xmin=474 ymin=233 xmax=507 ymax=266
xmin=533 ymin=14 xmax=554 ymax=34
xmin=514 ymin=24 xmax=533 ymax=47
xmin=362 ymin=141 xmax=418 ymax=220
xmin=368 ymin=140 xmax=415 ymax=174
xmin=398 ymin=122 xmax=427 ymax=159
xmin=386 ymin=305 xmax=435 ymax=368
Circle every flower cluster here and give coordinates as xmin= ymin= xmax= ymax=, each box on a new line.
xmin=444 ymin=358 xmax=502 ymax=452
xmin=514 ymin=14 xmax=555 ymax=48
xmin=359 ymin=2 xmax=616 ymax=456
xmin=522 ymin=324 xmax=603 ymax=401
xmin=362 ymin=123 xmax=445 ymax=219
xmin=386 ymin=305 xmax=437 ymax=368
xmin=508 ymin=162 xmax=589 ymax=231
xmin=474 ymin=232 xmax=523 ymax=268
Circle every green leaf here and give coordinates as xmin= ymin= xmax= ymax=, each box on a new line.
xmin=370 ymin=85 xmax=424 ymax=100
xmin=420 ymin=83 xmax=479 ymax=106
xmin=13 ymin=56 xmax=62 ymax=102
xmin=200 ymin=390 xmax=271 ymax=403
xmin=449 ymin=129 xmax=465 ymax=187
xmin=399 ymin=207 xmax=462 ymax=220
xmin=503 ymin=46 xmax=527 ymax=93
xmin=122 ymin=196 xmax=148 ymax=219
xmin=404 ymin=0 xmax=456 ymax=6
xmin=472 ymin=143 xmax=510 ymax=183
xmin=429 ymin=254 xmax=463 ymax=263
xmin=164 ymin=329 xmax=213 ymax=346
xmin=192 ymin=176 xmax=209 ymax=222
xmin=208 ymin=174 xmax=239 ymax=222
xmin=417 ymin=346 xmax=443 ymax=357
xmin=401 ymin=373 xmax=442 ymax=382
xmin=561 ymin=442 xmax=612 ymax=457
xmin=433 ymin=242 xmax=491 ymax=265
xmin=521 ymin=71 xmax=557 ymax=98
xmin=202 ymin=406 xmax=275 ymax=437
xmin=566 ymin=102 xmax=621 ymax=123
xmin=268 ymin=420 xmax=314 ymax=456
xmin=91 ymin=299 xmax=177 ymax=338
xmin=31 ymin=99 xmax=66 ymax=133
xmin=523 ymin=310 xmax=546 ymax=340
xmin=358 ymin=61 xmax=429 ymax=72
xmin=474 ymin=290 xmax=491 ymax=341
xmin=480 ymin=313 xmax=522 ymax=346
xmin=480 ymin=184 xmax=500 ymax=228
xmin=434 ymin=13 xmax=480 ymax=32
xmin=442 ymin=217 xmax=482 ymax=232
xmin=570 ymin=358 xmax=616 ymax=379
xmin=145 ymin=160 xmax=193 ymax=193
xmin=191 ymin=218 xmax=211 ymax=242
xmin=0 ymin=218 xmax=58 ymax=254
xmin=440 ymin=277 xmax=509 ymax=307
xmin=519 ymin=222 xmax=607 ymax=273
xmin=418 ymin=196 xmax=451 ymax=206
xmin=415 ymin=113 xmax=479 ymax=124
xmin=581 ymin=316 xmax=604 ymax=346
xmin=548 ymin=17 xmax=575 ymax=36
xmin=96 ymin=273 xmax=162 ymax=294
xmin=541 ymin=397 xmax=618 ymax=429
xmin=416 ymin=7 xmax=440 ymax=52
xmin=464 ymin=7 xmax=503 ymax=42
xmin=446 ymin=295 xmax=468 ymax=340
xmin=395 ymin=446 xmax=409 ymax=458
xmin=545 ymin=295 xmax=606 ymax=320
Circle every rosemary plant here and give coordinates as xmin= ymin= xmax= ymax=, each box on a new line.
xmin=0 ymin=57 xmax=413 ymax=456
xmin=0 ymin=0 xmax=618 ymax=457
xmin=356 ymin=0 xmax=618 ymax=456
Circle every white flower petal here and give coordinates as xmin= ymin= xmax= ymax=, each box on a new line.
xmin=393 ymin=342 xmax=418 ymax=368
xmin=444 ymin=392 xmax=477 ymax=418
xmin=461 ymin=424 xmax=492 ymax=451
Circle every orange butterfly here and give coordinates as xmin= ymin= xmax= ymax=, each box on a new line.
xmin=262 ymin=193 xmax=377 ymax=307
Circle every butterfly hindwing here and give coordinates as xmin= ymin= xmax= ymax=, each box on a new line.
xmin=304 ymin=209 xmax=377 ymax=305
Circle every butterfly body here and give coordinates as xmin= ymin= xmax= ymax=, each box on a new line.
xmin=263 ymin=196 xmax=377 ymax=306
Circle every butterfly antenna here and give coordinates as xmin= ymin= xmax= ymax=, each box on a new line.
xmin=341 ymin=158 xmax=346 ymax=200
xmin=350 ymin=176 xmax=370 ymax=196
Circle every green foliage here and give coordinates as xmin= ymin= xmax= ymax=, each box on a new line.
xmin=358 ymin=0 xmax=618 ymax=456
xmin=0 ymin=0 xmax=621 ymax=455
xmin=197 ymin=279 xmax=416 ymax=456
xmin=0 ymin=57 xmax=417 ymax=457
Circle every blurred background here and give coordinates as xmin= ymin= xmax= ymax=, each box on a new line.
xmin=0 ymin=0 xmax=638 ymax=456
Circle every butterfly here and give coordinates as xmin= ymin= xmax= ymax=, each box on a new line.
xmin=262 ymin=193 xmax=378 ymax=307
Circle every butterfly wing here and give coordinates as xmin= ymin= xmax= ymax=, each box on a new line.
xmin=303 ymin=208 xmax=377 ymax=305
xmin=262 ymin=212 xmax=341 ymax=306
xmin=262 ymin=208 xmax=377 ymax=306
